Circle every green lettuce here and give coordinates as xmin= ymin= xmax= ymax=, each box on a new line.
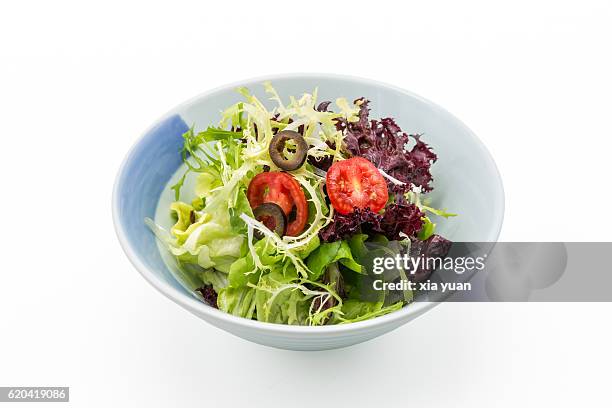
xmin=417 ymin=217 xmax=436 ymax=241
xmin=253 ymin=271 xmax=310 ymax=325
xmin=217 ymin=286 xmax=257 ymax=319
xmin=146 ymin=128 xmax=254 ymax=274
xmin=335 ymin=300 xmax=404 ymax=324
xmin=250 ymin=269 xmax=342 ymax=325
xmin=306 ymin=240 xmax=363 ymax=281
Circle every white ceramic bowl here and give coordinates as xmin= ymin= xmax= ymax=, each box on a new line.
xmin=112 ymin=74 xmax=504 ymax=351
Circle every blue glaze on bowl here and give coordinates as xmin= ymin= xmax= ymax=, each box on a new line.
xmin=114 ymin=114 xmax=188 ymax=292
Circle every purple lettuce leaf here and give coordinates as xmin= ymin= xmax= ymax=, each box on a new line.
xmin=408 ymin=235 xmax=453 ymax=282
xmin=380 ymin=202 xmax=425 ymax=241
xmin=319 ymin=202 xmax=425 ymax=243
xmin=320 ymin=208 xmax=383 ymax=243
xmin=339 ymin=99 xmax=438 ymax=194
xmin=195 ymin=285 xmax=218 ymax=308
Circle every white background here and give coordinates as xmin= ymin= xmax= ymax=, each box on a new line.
xmin=1 ymin=1 xmax=611 ymax=406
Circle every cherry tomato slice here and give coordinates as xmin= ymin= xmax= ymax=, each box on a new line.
xmin=326 ymin=157 xmax=389 ymax=215
xmin=247 ymin=171 xmax=308 ymax=236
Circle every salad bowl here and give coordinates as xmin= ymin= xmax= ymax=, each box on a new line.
xmin=112 ymin=74 xmax=504 ymax=350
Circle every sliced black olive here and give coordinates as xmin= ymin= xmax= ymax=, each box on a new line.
xmin=253 ymin=202 xmax=287 ymax=239
xmin=269 ymin=130 xmax=308 ymax=171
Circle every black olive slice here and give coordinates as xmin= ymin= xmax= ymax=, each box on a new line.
xmin=253 ymin=202 xmax=287 ymax=239
xmin=269 ymin=130 xmax=308 ymax=171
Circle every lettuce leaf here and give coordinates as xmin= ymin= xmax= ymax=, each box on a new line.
xmin=250 ymin=269 xmax=343 ymax=325
xmin=147 ymin=125 xmax=257 ymax=273
xmin=227 ymin=237 xmax=281 ymax=288
xmin=253 ymin=271 xmax=311 ymax=325
xmin=417 ymin=216 xmax=436 ymax=240
xmin=306 ymin=240 xmax=362 ymax=281
xmin=339 ymin=99 xmax=437 ymax=194
xmin=200 ymin=269 xmax=228 ymax=293
xmin=335 ymin=300 xmax=403 ymax=324
xmin=217 ymin=286 xmax=257 ymax=319
xmin=421 ymin=205 xmax=458 ymax=219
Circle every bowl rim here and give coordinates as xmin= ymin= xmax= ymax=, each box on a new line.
xmin=112 ymin=72 xmax=505 ymax=335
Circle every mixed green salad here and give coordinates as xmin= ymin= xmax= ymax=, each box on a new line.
xmin=146 ymin=83 xmax=455 ymax=325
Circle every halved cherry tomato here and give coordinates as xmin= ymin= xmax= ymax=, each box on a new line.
xmin=247 ymin=171 xmax=308 ymax=236
xmin=326 ymin=157 xmax=388 ymax=215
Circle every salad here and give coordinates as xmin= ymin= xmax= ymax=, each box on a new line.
xmin=146 ymin=83 xmax=455 ymax=325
